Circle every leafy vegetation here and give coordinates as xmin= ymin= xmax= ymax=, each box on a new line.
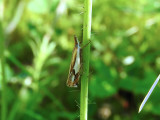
xmin=0 ymin=0 xmax=160 ymax=119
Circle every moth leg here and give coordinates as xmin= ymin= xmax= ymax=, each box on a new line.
xmin=81 ymin=40 xmax=91 ymax=49
xmin=87 ymin=70 xmax=93 ymax=78
xmin=80 ymin=68 xmax=92 ymax=77
xmin=79 ymin=40 xmax=91 ymax=75
xmin=79 ymin=63 xmax=84 ymax=76
xmin=79 ymin=40 xmax=91 ymax=76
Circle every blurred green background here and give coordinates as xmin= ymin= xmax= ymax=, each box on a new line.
xmin=0 ymin=0 xmax=160 ymax=119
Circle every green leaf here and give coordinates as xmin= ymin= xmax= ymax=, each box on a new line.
xmin=89 ymin=59 xmax=117 ymax=98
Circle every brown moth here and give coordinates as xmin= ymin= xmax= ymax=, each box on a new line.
xmin=66 ymin=35 xmax=81 ymax=87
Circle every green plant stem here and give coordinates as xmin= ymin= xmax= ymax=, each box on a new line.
xmin=80 ymin=0 xmax=92 ymax=120
xmin=0 ymin=1 xmax=7 ymax=120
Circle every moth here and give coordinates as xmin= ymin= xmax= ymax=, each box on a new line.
xmin=66 ymin=35 xmax=81 ymax=87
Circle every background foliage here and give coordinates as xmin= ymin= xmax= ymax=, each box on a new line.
xmin=0 ymin=0 xmax=160 ymax=119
